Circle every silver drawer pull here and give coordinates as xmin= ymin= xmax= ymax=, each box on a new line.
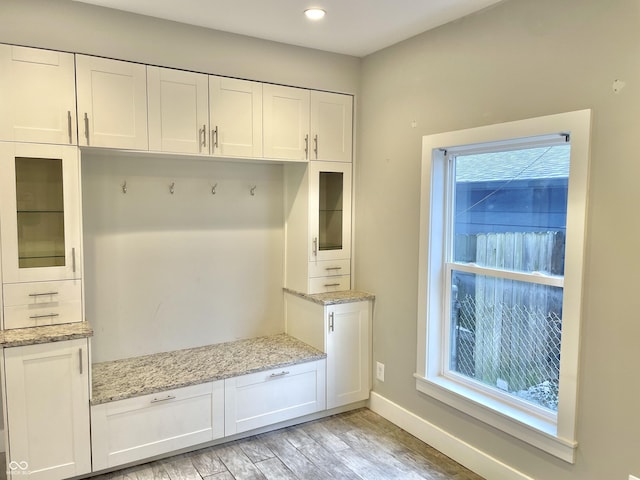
xmin=270 ymin=371 xmax=290 ymax=378
xmin=325 ymin=266 xmax=342 ymax=271
xmin=29 ymin=313 xmax=60 ymax=320
xmin=324 ymin=283 xmax=341 ymax=287
xmin=28 ymin=292 xmax=59 ymax=297
xmin=150 ymin=395 xmax=176 ymax=404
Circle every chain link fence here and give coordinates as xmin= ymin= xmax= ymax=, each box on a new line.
xmin=451 ymin=293 xmax=562 ymax=411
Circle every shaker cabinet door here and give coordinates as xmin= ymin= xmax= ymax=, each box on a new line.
xmin=0 ymin=45 xmax=77 ymax=145
xmin=76 ymin=55 xmax=148 ymax=150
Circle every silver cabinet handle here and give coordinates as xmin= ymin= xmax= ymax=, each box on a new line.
xmin=79 ymin=348 xmax=83 ymax=375
xmin=324 ymin=283 xmax=341 ymax=288
xmin=202 ymin=124 xmax=207 ymax=148
xmin=150 ymin=395 xmax=177 ymax=403
xmin=270 ymin=371 xmax=290 ymax=378
xmin=325 ymin=266 xmax=342 ymax=271
xmin=83 ymin=112 xmax=89 ymax=144
xmin=72 ymin=247 xmax=76 ymax=274
xmin=28 ymin=291 xmax=59 ymax=297
xmin=312 ymin=237 xmax=318 ymax=257
xmin=304 ymin=134 xmax=309 ymax=159
xmin=329 ymin=312 xmax=335 ymax=332
xmin=29 ymin=313 xmax=60 ymax=319
xmin=67 ymin=110 xmax=73 ymax=144
xmin=314 ymin=134 xmax=318 ymax=159
xmin=212 ymin=126 xmax=219 ymax=150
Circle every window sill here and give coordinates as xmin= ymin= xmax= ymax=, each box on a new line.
xmin=414 ymin=373 xmax=577 ymax=463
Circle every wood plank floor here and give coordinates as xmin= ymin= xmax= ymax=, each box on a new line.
xmin=90 ymin=408 xmax=484 ymax=480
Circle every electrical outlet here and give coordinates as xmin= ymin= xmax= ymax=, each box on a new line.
xmin=376 ymin=362 xmax=385 ymax=382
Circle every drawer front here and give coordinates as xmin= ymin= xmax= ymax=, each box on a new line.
xmin=91 ymin=381 xmax=224 ymax=471
xmin=309 ymin=275 xmax=350 ymax=294
xmin=225 ymin=360 xmax=326 ymax=435
xmin=3 ymin=280 xmax=83 ymax=329
xmin=308 ymin=259 xmax=351 ymax=278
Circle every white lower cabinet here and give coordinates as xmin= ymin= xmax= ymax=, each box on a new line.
xmin=3 ymin=339 xmax=91 ymax=480
xmin=91 ymin=381 xmax=224 ymax=471
xmin=285 ymin=293 xmax=371 ymax=409
xmin=224 ymin=360 xmax=326 ymax=435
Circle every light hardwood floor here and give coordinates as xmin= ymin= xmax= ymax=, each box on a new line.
xmin=89 ymin=408 xmax=484 ymax=480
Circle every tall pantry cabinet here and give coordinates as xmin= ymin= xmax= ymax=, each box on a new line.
xmin=0 ymin=45 xmax=91 ymax=480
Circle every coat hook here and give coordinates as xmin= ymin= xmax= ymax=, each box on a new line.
xmin=169 ymin=182 xmax=175 ymax=195
xmin=211 ymin=183 xmax=218 ymax=195
xmin=121 ymin=180 xmax=127 ymax=194
xmin=250 ymin=185 xmax=257 ymax=196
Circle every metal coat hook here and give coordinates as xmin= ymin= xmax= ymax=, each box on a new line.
xmin=250 ymin=185 xmax=257 ymax=196
xmin=211 ymin=183 xmax=218 ymax=195
xmin=121 ymin=180 xmax=127 ymax=194
xmin=169 ymin=182 xmax=175 ymax=195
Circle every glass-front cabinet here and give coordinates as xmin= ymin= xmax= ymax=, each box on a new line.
xmin=0 ymin=142 xmax=81 ymax=284
xmin=310 ymin=163 xmax=352 ymax=262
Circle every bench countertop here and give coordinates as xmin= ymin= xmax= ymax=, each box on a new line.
xmin=91 ymin=333 xmax=325 ymax=405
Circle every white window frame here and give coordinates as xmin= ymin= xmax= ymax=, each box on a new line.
xmin=415 ymin=110 xmax=591 ymax=463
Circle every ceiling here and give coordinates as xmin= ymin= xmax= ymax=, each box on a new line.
xmin=73 ymin=0 xmax=504 ymax=57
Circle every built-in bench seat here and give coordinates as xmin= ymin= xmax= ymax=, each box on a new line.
xmin=90 ymin=334 xmax=327 ymax=472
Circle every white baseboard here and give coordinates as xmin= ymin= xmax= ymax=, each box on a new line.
xmin=368 ymin=392 xmax=533 ymax=480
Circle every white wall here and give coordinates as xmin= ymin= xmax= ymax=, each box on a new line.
xmin=357 ymin=0 xmax=640 ymax=479
xmin=82 ymin=153 xmax=285 ymax=362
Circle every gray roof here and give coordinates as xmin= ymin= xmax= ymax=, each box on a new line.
xmin=456 ymin=144 xmax=570 ymax=183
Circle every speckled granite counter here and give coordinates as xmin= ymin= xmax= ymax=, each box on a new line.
xmin=283 ymin=288 xmax=375 ymax=305
xmin=0 ymin=322 xmax=93 ymax=347
xmin=91 ymin=334 xmax=325 ymax=405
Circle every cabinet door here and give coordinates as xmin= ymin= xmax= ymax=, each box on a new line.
xmin=310 ymin=91 xmax=352 ymax=163
xmin=91 ymin=382 xmax=223 ymax=471
xmin=148 ymin=66 xmax=209 ymax=154
xmin=210 ymin=76 xmax=263 ymax=158
xmin=3 ymin=339 xmax=91 ymax=480
xmin=0 ymin=45 xmax=77 ymax=145
xmin=263 ymin=84 xmax=309 ymax=161
xmin=225 ymin=360 xmax=326 ymax=435
xmin=309 ymin=161 xmax=352 ymax=262
xmin=326 ymin=301 xmax=370 ymax=409
xmin=0 ymin=142 xmax=81 ymax=283
xmin=76 ymin=55 xmax=148 ymax=150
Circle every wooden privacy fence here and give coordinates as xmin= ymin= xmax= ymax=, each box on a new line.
xmin=452 ymin=231 xmax=564 ymax=410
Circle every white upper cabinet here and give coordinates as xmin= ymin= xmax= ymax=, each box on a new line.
xmin=0 ymin=142 xmax=82 ymax=283
xmin=209 ymin=76 xmax=263 ymax=158
xmin=310 ymin=91 xmax=353 ymax=163
xmin=76 ymin=55 xmax=148 ymax=150
xmin=0 ymin=45 xmax=76 ymax=145
xmin=263 ymin=84 xmax=310 ymax=161
xmin=147 ymin=66 xmax=209 ymax=154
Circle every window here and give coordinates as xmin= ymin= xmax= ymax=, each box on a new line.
xmin=416 ymin=110 xmax=591 ymax=463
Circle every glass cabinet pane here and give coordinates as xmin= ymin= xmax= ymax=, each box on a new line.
xmin=15 ymin=157 xmax=66 ymax=268
xmin=318 ymin=171 xmax=343 ymax=251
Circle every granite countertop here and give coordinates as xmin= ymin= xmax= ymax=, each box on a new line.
xmin=284 ymin=288 xmax=375 ymax=305
xmin=0 ymin=322 xmax=94 ymax=348
xmin=91 ymin=333 xmax=325 ymax=405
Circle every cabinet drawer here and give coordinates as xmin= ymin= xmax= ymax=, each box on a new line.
xmin=3 ymin=280 xmax=82 ymax=329
xmin=308 ymin=259 xmax=351 ymax=278
xmin=91 ymin=381 xmax=224 ymax=471
xmin=309 ymin=275 xmax=350 ymax=294
xmin=225 ymin=360 xmax=326 ymax=435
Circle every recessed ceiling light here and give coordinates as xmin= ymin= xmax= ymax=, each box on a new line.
xmin=304 ymin=8 xmax=326 ymax=20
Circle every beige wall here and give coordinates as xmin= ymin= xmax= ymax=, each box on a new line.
xmin=356 ymin=0 xmax=640 ymax=478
